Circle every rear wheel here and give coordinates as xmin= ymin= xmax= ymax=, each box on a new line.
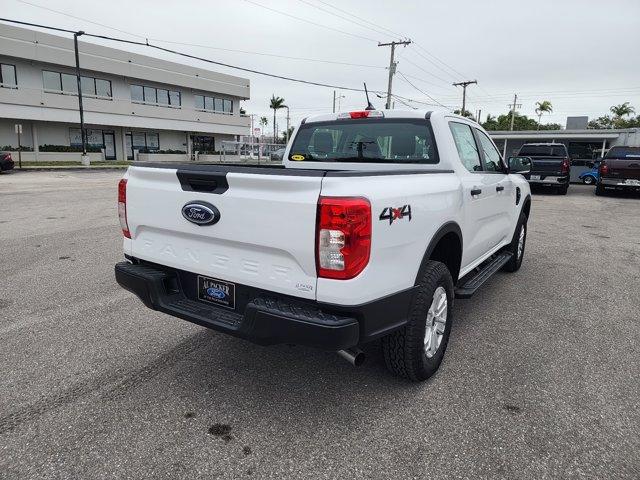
xmin=559 ymin=184 xmax=569 ymax=195
xmin=595 ymin=182 xmax=606 ymax=196
xmin=503 ymin=212 xmax=527 ymax=272
xmin=582 ymin=175 xmax=595 ymax=185
xmin=382 ymin=261 xmax=454 ymax=382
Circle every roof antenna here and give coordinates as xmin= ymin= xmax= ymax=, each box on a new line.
xmin=363 ymin=83 xmax=375 ymax=110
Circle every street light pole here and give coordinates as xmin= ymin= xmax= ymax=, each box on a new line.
xmin=73 ymin=31 xmax=87 ymax=160
xmin=284 ymin=105 xmax=290 ymax=144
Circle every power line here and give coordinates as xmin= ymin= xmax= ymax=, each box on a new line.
xmin=0 ymin=17 xmax=385 ymax=93
xmin=396 ymin=72 xmax=450 ymax=109
xmin=14 ymin=0 xmax=385 ymax=69
xmin=294 ymin=0 xmax=396 ymax=41
xmin=241 ymin=0 xmax=376 ymax=42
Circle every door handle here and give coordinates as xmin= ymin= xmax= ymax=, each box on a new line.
xmin=471 ymin=188 xmax=482 ymax=196
xmin=496 ymin=185 xmax=505 ymax=192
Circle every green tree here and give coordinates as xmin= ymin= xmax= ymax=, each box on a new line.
xmin=454 ymin=108 xmax=475 ymax=120
xmin=535 ymin=100 xmax=553 ymax=130
xmin=482 ymin=111 xmax=560 ymax=131
xmin=588 ymin=115 xmax=613 ymax=129
xmin=610 ymin=102 xmax=635 ymax=119
xmin=269 ymin=95 xmax=286 ymax=142
xmin=282 ymin=126 xmax=295 ymax=143
xmin=259 ymin=116 xmax=268 ymax=136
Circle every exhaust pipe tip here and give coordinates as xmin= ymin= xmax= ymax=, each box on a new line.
xmin=337 ymin=348 xmax=365 ymax=367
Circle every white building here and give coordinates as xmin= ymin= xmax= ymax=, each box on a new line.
xmin=0 ymin=23 xmax=250 ymax=160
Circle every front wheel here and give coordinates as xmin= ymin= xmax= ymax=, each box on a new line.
xmin=382 ymin=261 xmax=454 ymax=382
xmin=503 ymin=212 xmax=527 ymax=272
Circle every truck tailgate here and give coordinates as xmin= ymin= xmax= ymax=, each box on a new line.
xmin=530 ymin=158 xmax=564 ymax=175
xmin=125 ymin=166 xmax=322 ymax=300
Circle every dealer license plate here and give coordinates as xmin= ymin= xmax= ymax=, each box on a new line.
xmin=530 ymin=175 xmax=541 ymax=180
xmin=197 ymin=275 xmax=236 ymax=310
xmin=625 ymin=179 xmax=640 ymax=186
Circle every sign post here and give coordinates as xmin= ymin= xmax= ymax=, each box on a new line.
xmin=15 ymin=123 xmax=22 ymax=169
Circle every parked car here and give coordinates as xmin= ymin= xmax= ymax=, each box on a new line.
xmin=596 ymin=146 xmax=640 ymax=195
xmin=516 ymin=143 xmax=571 ymax=194
xmin=579 ymin=160 xmax=601 ymax=185
xmin=270 ymin=147 xmax=285 ymax=161
xmin=115 ymin=109 xmax=532 ymax=382
xmin=0 ymin=152 xmax=15 ymax=172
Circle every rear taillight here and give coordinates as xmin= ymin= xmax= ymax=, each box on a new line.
xmin=316 ymin=197 xmax=371 ymax=280
xmin=337 ymin=110 xmax=384 ymax=119
xmin=118 ymin=178 xmax=131 ymax=238
xmin=599 ymin=162 xmax=609 ymax=176
xmin=6 ymin=153 xmax=12 ymax=161
xmin=561 ymin=158 xmax=570 ymax=174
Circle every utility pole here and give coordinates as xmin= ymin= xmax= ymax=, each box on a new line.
xmin=508 ymin=93 xmax=522 ymax=131
xmin=73 ymin=31 xmax=88 ymax=163
xmin=452 ymin=80 xmax=477 ymax=116
xmin=333 ymin=90 xmax=336 ymax=113
xmin=378 ymin=39 xmax=411 ymax=110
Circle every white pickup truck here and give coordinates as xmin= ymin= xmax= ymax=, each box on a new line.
xmin=115 ymin=109 xmax=532 ymax=382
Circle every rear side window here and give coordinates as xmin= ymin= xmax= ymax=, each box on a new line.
xmin=519 ymin=145 xmax=568 ymax=157
xmin=605 ymin=146 xmax=640 ymax=159
xmin=449 ymin=122 xmax=481 ymax=172
xmin=288 ymin=118 xmax=438 ymax=164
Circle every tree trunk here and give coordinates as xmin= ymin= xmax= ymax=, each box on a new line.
xmin=273 ymin=109 xmax=276 ymax=143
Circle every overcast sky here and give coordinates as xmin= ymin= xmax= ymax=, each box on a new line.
xmin=3 ymin=0 xmax=640 ymax=131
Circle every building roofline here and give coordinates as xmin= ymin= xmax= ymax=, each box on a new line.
xmin=0 ymin=22 xmax=250 ymax=99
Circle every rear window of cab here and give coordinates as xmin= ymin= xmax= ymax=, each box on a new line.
xmin=288 ymin=118 xmax=439 ymax=164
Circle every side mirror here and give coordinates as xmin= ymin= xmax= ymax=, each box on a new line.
xmin=508 ymin=156 xmax=532 ymax=174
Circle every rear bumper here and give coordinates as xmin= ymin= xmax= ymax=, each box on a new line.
xmin=600 ymin=178 xmax=640 ymax=189
xmin=527 ymin=175 xmax=569 ymax=185
xmin=115 ymin=261 xmax=414 ymax=350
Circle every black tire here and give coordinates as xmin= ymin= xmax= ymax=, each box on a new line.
xmin=382 ymin=261 xmax=454 ymax=382
xmin=503 ymin=212 xmax=527 ymax=272
xmin=559 ymin=184 xmax=569 ymax=195
xmin=595 ymin=183 xmax=606 ymax=196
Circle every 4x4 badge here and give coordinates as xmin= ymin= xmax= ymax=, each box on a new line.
xmin=379 ymin=205 xmax=412 ymax=224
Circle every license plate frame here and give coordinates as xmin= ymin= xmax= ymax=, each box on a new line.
xmin=197 ymin=275 xmax=236 ymax=310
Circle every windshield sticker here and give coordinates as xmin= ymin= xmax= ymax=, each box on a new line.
xmin=380 ymin=205 xmax=412 ymax=224
xmin=291 ymin=154 xmax=305 ymax=161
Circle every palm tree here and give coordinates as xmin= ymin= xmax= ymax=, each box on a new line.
xmin=259 ymin=116 xmax=268 ymax=137
xmin=269 ymin=95 xmax=286 ymax=142
xmin=535 ymin=100 xmax=553 ymax=130
xmin=610 ymin=102 xmax=635 ymax=119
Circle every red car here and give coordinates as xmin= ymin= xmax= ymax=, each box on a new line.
xmin=0 ymin=152 xmax=15 ymax=172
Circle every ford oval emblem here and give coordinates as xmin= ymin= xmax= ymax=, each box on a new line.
xmin=181 ymin=201 xmax=220 ymax=226
xmin=206 ymin=287 xmax=227 ymax=299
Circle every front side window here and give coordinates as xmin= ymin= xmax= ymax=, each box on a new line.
xmin=449 ymin=122 xmax=481 ymax=172
xmin=476 ymin=129 xmax=504 ymax=172
xmin=288 ymin=118 xmax=438 ymax=164
xmin=1 ymin=63 xmax=17 ymax=87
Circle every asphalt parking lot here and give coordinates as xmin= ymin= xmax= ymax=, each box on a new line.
xmin=1 ymin=170 xmax=639 ymax=479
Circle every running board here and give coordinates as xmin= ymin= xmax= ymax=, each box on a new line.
xmin=455 ymin=252 xmax=513 ymax=299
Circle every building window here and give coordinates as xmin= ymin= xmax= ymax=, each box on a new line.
xmin=128 ymin=131 xmax=160 ymax=152
xmin=131 ymin=84 xmax=181 ymax=107
xmin=0 ymin=63 xmax=17 ymax=88
xmin=43 ymin=70 xmax=112 ymax=99
xmin=195 ymin=94 xmax=233 ymax=114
